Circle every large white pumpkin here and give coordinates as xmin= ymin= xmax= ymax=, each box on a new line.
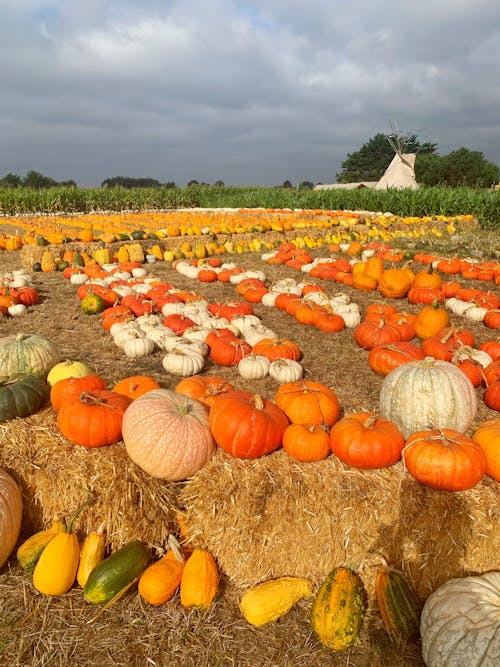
xmin=379 ymin=358 xmax=477 ymax=438
xmin=0 ymin=333 xmax=59 ymax=379
xmin=0 ymin=468 xmax=23 ymax=568
xmin=121 ymin=389 xmax=215 ymax=481
xmin=421 ymin=571 xmax=500 ymax=667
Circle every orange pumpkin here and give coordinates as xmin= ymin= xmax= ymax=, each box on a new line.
xmin=274 ymin=380 xmax=340 ymax=426
xmin=112 ymin=375 xmax=161 ymax=400
xmin=282 ymin=423 xmax=331 ymax=462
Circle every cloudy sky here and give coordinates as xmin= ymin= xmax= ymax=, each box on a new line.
xmin=2 ymin=0 xmax=499 ymax=187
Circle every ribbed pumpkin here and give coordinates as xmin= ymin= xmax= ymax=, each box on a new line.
xmin=208 ymin=390 xmax=289 ymax=458
xmin=274 ymin=380 xmax=340 ymax=427
xmin=50 ymin=374 xmax=107 ymax=411
xmin=311 ymin=567 xmax=366 ymax=651
xmin=0 ymin=468 xmax=23 ymax=569
xmin=375 ymin=567 xmax=422 ymax=641
xmin=57 ymin=390 xmax=132 ymax=447
xmin=240 ymin=576 xmax=313 ymax=626
xmin=112 ymin=375 xmax=161 ymax=401
xmin=329 ymin=412 xmax=405 ymax=468
xmin=368 ymin=342 xmax=425 ymax=376
xmin=0 ymin=333 xmax=59 ymax=379
xmin=0 ymin=374 xmax=49 ymax=421
xmin=420 ymin=571 xmax=500 ymax=667
xmin=180 ymin=548 xmax=219 ymax=610
xmin=379 ymin=358 xmax=477 ymax=438
xmin=403 ymin=428 xmax=486 ymax=491
xmin=174 ymin=375 xmax=236 ymax=408
xmin=122 ymin=389 xmax=215 ymax=480
xmin=471 ymin=419 xmax=500 ymax=481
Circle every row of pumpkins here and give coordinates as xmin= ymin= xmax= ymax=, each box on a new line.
xmin=1 ymin=465 xmax=499 ymax=666
xmin=0 ymin=331 xmax=499 ymax=488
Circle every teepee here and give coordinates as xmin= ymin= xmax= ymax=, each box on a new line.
xmin=374 ymin=125 xmax=419 ymax=190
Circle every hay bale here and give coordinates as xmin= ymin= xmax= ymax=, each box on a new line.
xmin=0 ymin=407 xmax=180 ymax=550
xmin=180 ymin=450 xmax=500 ymax=600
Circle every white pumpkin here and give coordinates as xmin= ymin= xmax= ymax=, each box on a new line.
xmin=69 ymin=272 xmax=88 ymax=286
xmin=122 ymin=335 xmax=156 ymax=359
xmin=121 ymin=389 xmax=215 ymax=481
xmin=113 ymin=325 xmax=146 ymax=348
xmin=268 ymin=358 xmax=303 ymax=383
xmin=135 ymin=313 xmax=163 ymax=332
xmin=0 ymin=468 xmax=23 ymax=568
xmin=162 ymin=350 xmax=205 ymax=376
xmin=0 ymin=333 xmax=59 ymax=379
xmin=161 ymin=302 xmax=186 ymax=317
xmin=7 ymin=304 xmax=27 ymax=317
xmin=421 ymin=571 xmax=500 ymax=667
xmin=380 ymin=358 xmax=477 ymax=438
xmin=238 ymin=354 xmax=270 ymax=380
xmin=452 ymin=346 xmax=493 ymax=368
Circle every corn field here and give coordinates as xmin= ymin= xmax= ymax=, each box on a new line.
xmin=0 ymin=185 xmax=499 ymax=229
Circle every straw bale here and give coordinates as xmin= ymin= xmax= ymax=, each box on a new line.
xmin=180 ymin=449 xmax=500 ymax=601
xmin=0 ymin=407 xmax=180 ymax=550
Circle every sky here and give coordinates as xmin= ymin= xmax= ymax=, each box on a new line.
xmin=2 ymin=0 xmax=500 ymax=187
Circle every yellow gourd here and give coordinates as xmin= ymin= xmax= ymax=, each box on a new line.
xmin=240 ymin=576 xmax=313 ymax=626
xmin=17 ymin=517 xmax=66 ymax=573
xmin=138 ymin=547 xmax=185 ymax=606
xmin=41 ymin=250 xmax=56 ymax=273
xmin=77 ymin=522 xmax=106 ymax=588
xmin=93 ymin=248 xmax=111 ymax=266
xmin=116 ymin=245 xmax=130 ymax=263
xmin=180 ymin=548 xmax=219 ymax=610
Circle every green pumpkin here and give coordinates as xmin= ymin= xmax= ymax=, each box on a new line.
xmin=131 ymin=230 xmax=146 ymax=240
xmin=36 ymin=235 xmax=49 ymax=246
xmin=0 ymin=374 xmax=49 ymax=421
xmin=0 ymin=333 xmax=59 ymax=379
xmin=57 ymin=261 xmax=70 ymax=271
xmin=72 ymin=252 xmax=85 ymax=267
xmin=81 ymin=294 xmax=106 ymax=315
xmin=32 ymin=262 xmax=42 ymax=272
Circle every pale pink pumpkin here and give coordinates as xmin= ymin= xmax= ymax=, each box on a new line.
xmin=121 ymin=389 xmax=215 ymax=481
xmin=0 ymin=468 xmax=23 ymax=568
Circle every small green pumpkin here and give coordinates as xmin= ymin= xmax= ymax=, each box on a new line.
xmin=0 ymin=374 xmax=49 ymax=422
xmin=81 ymin=293 xmax=106 ymax=315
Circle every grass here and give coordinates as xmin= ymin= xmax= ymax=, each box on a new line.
xmin=0 ymin=185 xmax=499 ymax=230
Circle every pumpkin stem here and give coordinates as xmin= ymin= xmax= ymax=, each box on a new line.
xmin=66 ymin=490 xmax=94 ymax=534
xmin=252 ymin=394 xmax=264 ymax=410
xmin=362 ymin=414 xmax=378 ymax=429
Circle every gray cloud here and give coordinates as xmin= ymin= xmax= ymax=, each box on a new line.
xmin=1 ymin=0 xmax=499 ymax=186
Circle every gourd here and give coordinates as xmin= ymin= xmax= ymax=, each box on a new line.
xmin=17 ymin=517 xmax=66 ymax=573
xmin=0 ymin=468 xmax=23 ymax=569
xmin=77 ymin=523 xmax=106 ymax=588
xmin=32 ymin=495 xmax=91 ymax=595
xmin=84 ymin=540 xmax=152 ymax=605
xmin=46 ymin=359 xmax=91 ymax=386
xmin=240 ymin=576 xmax=313 ymax=626
xmin=138 ymin=545 xmax=185 ymax=606
xmin=0 ymin=333 xmax=59 ymax=379
xmin=375 ymin=567 xmax=421 ymax=641
xmin=379 ymin=358 xmax=477 ymax=438
xmin=420 ymin=571 xmax=500 ymax=667
xmin=209 ymin=390 xmax=289 ymax=458
xmin=122 ymin=389 xmax=215 ymax=480
xmin=310 ymin=567 xmax=366 ymax=651
xmin=0 ymin=374 xmax=49 ymax=422
xmin=180 ymin=548 xmax=219 ymax=610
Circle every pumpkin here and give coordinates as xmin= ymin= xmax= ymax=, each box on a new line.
xmin=268 ymin=358 xmax=303 ymax=383
xmin=421 ymin=326 xmax=476 ymax=361
xmin=162 ymin=349 xmax=205 ymax=377
xmin=379 ymin=358 xmax=477 ymax=438
xmin=17 ymin=517 xmax=67 ymax=573
xmin=282 ymin=423 xmax=331 ymax=462
xmin=330 ymin=412 xmax=405 ymax=469
xmin=0 ymin=374 xmax=49 ymax=422
xmin=57 ymin=390 xmax=132 ymax=447
xmin=414 ymin=302 xmax=450 ymax=340
xmin=174 ymin=375 xmax=235 ymax=408
xmin=112 ymin=375 xmax=161 ymax=400
xmin=209 ymin=337 xmax=252 ymax=366
xmin=0 ymin=468 xmax=23 ymax=569
xmin=84 ymin=540 xmax=152 ymax=605
xmin=403 ymin=428 xmax=486 ymax=491
xmin=138 ymin=546 xmax=185 ymax=606
xmin=420 ymin=571 xmax=500 ymax=667
xmin=239 ymin=576 xmax=313 ymax=626
xmin=368 ymin=342 xmax=425 ymax=376
xmin=274 ymin=380 xmax=340 ymax=426
xmin=375 ymin=567 xmax=421 ymax=641
xmin=50 ymin=373 xmax=107 ymax=411
xmin=484 ymin=381 xmax=500 ymax=411
xmin=122 ymin=389 xmax=215 ymax=480
xmin=180 ymin=548 xmax=219 ymax=610
xmin=76 ymin=523 xmax=106 ymax=588
xmin=81 ymin=293 xmax=106 ymax=314
xmin=0 ymin=332 xmax=59 ymax=379
xmin=209 ymin=390 xmax=289 ymax=458
xmin=353 ymin=318 xmax=401 ymax=350
xmin=311 ymin=566 xmax=366 ymax=651
xmin=378 ymin=269 xmax=412 ymax=299
xmin=412 ymin=265 xmax=442 ymax=290
xmin=251 ymin=338 xmax=302 ymax=362
xmin=471 ymin=419 xmax=500 ymax=481
xmin=238 ymin=353 xmax=271 ymax=379
xmin=46 ymin=359 xmax=91 ymax=386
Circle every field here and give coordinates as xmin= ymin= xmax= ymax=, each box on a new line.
xmin=0 ymin=203 xmax=499 ymax=667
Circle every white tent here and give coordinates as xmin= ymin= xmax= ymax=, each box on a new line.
xmin=374 ymin=153 xmax=418 ymax=190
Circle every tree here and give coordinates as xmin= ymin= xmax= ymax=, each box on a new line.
xmin=187 ymin=180 xmax=200 ymax=187
xmin=297 ymin=181 xmax=314 ymax=190
xmin=281 ymin=180 xmax=293 ymax=189
xmin=0 ymin=172 xmax=22 ymax=188
xmin=336 ymin=133 xmax=437 ymax=183
xmin=214 ymin=180 xmax=225 ymax=187
xmin=101 ymin=176 xmax=162 ymax=188
xmin=439 ymin=148 xmax=500 ymax=188
xmin=22 ymin=170 xmax=58 ymax=188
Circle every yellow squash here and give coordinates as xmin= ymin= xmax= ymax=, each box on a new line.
xmin=240 ymin=576 xmax=313 ymax=626
xmin=77 ymin=523 xmax=106 ymax=588
xmin=17 ymin=517 xmax=66 ymax=573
